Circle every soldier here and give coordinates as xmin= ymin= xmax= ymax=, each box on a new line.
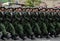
xmin=40 ymin=8 xmax=50 ymax=38
xmin=14 ymin=7 xmax=26 ymax=40
xmin=5 ymin=8 xmax=19 ymax=40
xmin=38 ymin=8 xmax=43 ymax=38
xmin=30 ymin=8 xmax=41 ymax=38
xmin=0 ymin=7 xmax=10 ymax=40
xmin=54 ymin=8 xmax=60 ymax=37
xmin=22 ymin=8 xmax=35 ymax=40
xmin=46 ymin=8 xmax=56 ymax=37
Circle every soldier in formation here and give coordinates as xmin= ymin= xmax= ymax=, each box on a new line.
xmin=0 ymin=7 xmax=60 ymax=40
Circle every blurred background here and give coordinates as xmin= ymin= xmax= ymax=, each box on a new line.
xmin=0 ymin=0 xmax=60 ymax=8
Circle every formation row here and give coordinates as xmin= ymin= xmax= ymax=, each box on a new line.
xmin=0 ymin=7 xmax=60 ymax=40
xmin=0 ymin=7 xmax=60 ymax=12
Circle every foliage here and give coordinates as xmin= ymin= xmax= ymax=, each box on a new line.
xmin=25 ymin=0 xmax=41 ymax=7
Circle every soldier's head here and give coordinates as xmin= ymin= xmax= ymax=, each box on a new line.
xmin=29 ymin=8 xmax=33 ymax=12
xmin=1 ymin=7 xmax=5 ymax=12
xmin=33 ymin=8 xmax=38 ymax=12
xmin=26 ymin=8 xmax=30 ymax=12
xmin=53 ymin=8 xmax=56 ymax=12
xmin=22 ymin=8 xmax=26 ymax=12
xmin=0 ymin=7 xmax=2 ymax=12
xmin=15 ymin=8 xmax=19 ymax=12
xmin=9 ymin=8 xmax=13 ymax=12
xmin=39 ymin=8 xmax=42 ymax=12
xmin=56 ymin=9 xmax=60 ymax=12
xmin=59 ymin=8 xmax=60 ymax=12
xmin=18 ymin=7 xmax=22 ymax=12
xmin=47 ymin=8 xmax=50 ymax=12
xmin=35 ymin=8 xmax=39 ymax=12
xmin=50 ymin=8 xmax=54 ymax=12
xmin=7 ymin=8 xmax=10 ymax=12
xmin=0 ymin=9 xmax=1 ymax=12
xmin=5 ymin=8 xmax=9 ymax=12
xmin=42 ymin=8 xmax=46 ymax=12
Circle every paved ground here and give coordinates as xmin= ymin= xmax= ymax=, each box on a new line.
xmin=0 ymin=37 xmax=60 ymax=41
xmin=0 ymin=32 xmax=60 ymax=41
